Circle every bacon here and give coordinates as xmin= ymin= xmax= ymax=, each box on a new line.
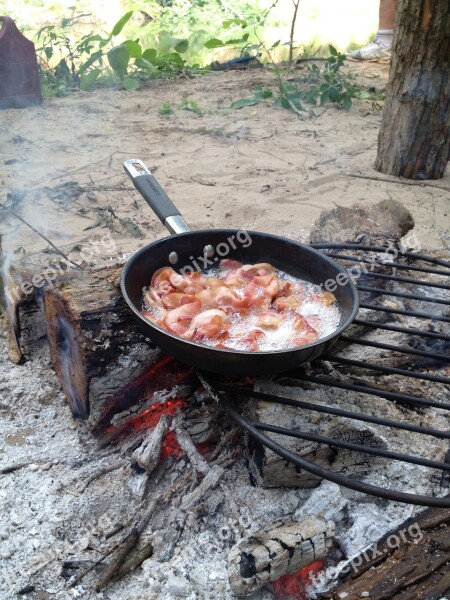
xmin=273 ymin=295 xmax=300 ymax=312
xmin=257 ymin=310 xmax=285 ymax=328
xmin=241 ymin=263 xmax=276 ymax=277
xmin=143 ymin=260 xmax=337 ymax=351
xmin=161 ymin=293 xmax=197 ymax=310
xmin=292 ymin=314 xmax=318 ymax=345
xmin=220 ymin=259 xmax=244 ymax=269
xmin=150 ymin=267 xmax=177 ymax=296
xmin=224 ymin=267 xmax=253 ymax=287
xmin=243 ymin=274 xmax=278 ymax=307
xmin=182 ymin=309 xmax=228 ymax=341
xmin=238 ymin=329 xmax=265 ymax=351
xmin=197 ymin=286 xmax=248 ymax=312
xmin=311 ymin=291 xmax=336 ymax=305
xmin=141 ymin=310 xmax=168 ymax=330
xmin=163 ymin=300 xmax=201 ymax=336
xmin=144 ymin=287 xmax=165 ymax=310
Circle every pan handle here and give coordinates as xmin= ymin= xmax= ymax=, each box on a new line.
xmin=123 ymin=159 xmax=191 ymax=235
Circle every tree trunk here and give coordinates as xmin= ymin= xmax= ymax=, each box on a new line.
xmin=375 ymin=0 xmax=450 ymax=180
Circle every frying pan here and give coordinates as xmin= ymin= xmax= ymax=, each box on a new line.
xmin=121 ymin=159 xmax=359 ymax=375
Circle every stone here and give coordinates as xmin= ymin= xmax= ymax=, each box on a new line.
xmin=309 ymin=199 xmax=415 ymax=245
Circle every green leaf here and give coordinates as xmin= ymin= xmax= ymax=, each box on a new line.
xmin=272 ymin=40 xmax=281 ymax=48
xmin=44 ymin=46 xmax=53 ymax=60
xmin=78 ymin=50 xmax=103 ymax=75
xmin=80 ymin=68 xmax=101 ymax=91
xmin=223 ymin=18 xmax=247 ymax=29
xmin=204 ymin=38 xmax=224 ymax=49
xmin=122 ymin=75 xmax=140 ymax=91
xmin=123 ymin=39 xmax=142 ymax=58
xmin=142 ymin=48 xmax=157 ymax=64
xmin=342 ymin=96 xmax=352 ymax=111
xmin=329 ymin=44 xmax=337 ymax=56
xmin=174 ymin=39 xmax=189 ymax=53
xmin=107 ymin=45 xmax=129 ymax=78
xmin=111 ymin=11 xmax=133 ymax=36
xmin=230 ymin=97 xmax=260 ymax=109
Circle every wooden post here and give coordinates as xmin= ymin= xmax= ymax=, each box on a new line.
xmin=375 ymin=0 xmax=450 ymax=180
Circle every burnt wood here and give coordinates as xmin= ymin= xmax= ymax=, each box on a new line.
xmin=318 ymin=504 xmax=450 ymax=599
xmin=43 ymin=264 xmax=160 ymax=425
xmin=228 ymin=516 xmax=335 ymax=597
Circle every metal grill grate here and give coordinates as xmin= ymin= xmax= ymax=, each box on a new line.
xmin=209 ymin=245 xmax=450 ymax=508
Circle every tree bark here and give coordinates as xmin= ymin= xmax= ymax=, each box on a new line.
xmin=375 ymin=0 xmax=450 ymax=180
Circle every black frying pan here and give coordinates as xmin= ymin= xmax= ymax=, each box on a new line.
xmin=121 ymin=159 xmax=359 ymax=375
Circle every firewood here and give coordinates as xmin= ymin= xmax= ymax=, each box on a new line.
xmin=173 ymin=414 xmax=210 ymax=474
xmin=318 ymin=504 xmax=450 ymax=599
xmin=94 ymin=494 xmax=161 ymax=592
xmin=131 ymin=414 xmax=171 ymax=472
xmin=228 ymin=516 xmax=335 ymax=597
xmin=0 ymin=249 xmax=46 ymax=363
xmin=43 ymin=264 xmax=161 ymax=426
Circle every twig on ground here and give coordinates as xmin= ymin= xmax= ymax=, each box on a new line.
xmin=0 ymin=202 xmax=84 ymax=269
xmin=346 ymin=172 xmax=450 ymax=192
xmin=94 ymin=482 xmax=178 ymax=592
xmin=77 ymin=460 xmax=128 ymax=493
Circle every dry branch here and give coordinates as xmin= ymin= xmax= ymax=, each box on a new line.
xmin=94 ymin=495 xmax=161 ymax=591
xmin=131 ymin=414 xmax=171 ymax=472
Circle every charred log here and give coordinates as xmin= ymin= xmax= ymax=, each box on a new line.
xmin=43 ymin=264 xmax=161 ymax=426
xmin=319 ymin=504 xmax=450 ymax=599
xmin=228 ymin=516 xmax=334 ymax=597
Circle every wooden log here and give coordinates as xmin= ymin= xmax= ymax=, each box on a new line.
xmin=43 ymin=264 xmax=161 ymax=427
xmin=228 ymin=516 xmax=335 ymax=597
xmin=318 ymin=505 xmax=450 ymax=599
xmin=0 ymin=239 xmax=47 ymax=363
xmin=246 ymin=382 xmax=386 ymax=488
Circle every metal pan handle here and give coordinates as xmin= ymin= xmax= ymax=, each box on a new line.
xmin=123 ymin=159 xmax=190 ymax=235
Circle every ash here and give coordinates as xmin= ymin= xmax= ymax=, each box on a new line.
xmin=0 ymin=335 xmax=441 ymax=600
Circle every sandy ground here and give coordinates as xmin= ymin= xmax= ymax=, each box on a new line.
xmin=0 ymin=64 xmax=449 ymax=600
xmin=1 ymin=63 xmax=449 ymax=264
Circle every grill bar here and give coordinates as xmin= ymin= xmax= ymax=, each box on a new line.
xmin=340 ymin=335 xmax=450 ymax=362
xmin=297 ymin=374 xmax=450 ymax=410
xmin=352 ymin=318 xmax=450 ymax=342
xmin=216 ymin=397 xmax=450 ymax=508
xmin=253 ymin=421 xmax=450 ymax=472
xmin=321 ymin=354 xmax=450 ymax=385
xmin=219 ymin=387 xmax=450 ymax=438
xmin=359 ymin=302 xmax=450 ymax=323
xmin=311 ymin=244 xmax=450 ymax=266
xmin=357 ymin=284 xmax=450 ymax=306
xmin=212 ymin=247 xmax=450 ymax=508
xmin=314 ymin=252 xmax=450 ymax=276
xmin=351 ymin=270 xmax=450 ymax=291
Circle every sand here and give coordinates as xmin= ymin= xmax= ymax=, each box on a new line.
xmin=1 ymin=63 xmax=449 ymax=265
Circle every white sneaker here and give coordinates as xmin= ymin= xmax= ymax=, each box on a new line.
xmin=347 ymin=38 xmax=391 ymax=62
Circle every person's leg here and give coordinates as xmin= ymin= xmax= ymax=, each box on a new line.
xmin=347 ymin=0 xmax=396 ymax=61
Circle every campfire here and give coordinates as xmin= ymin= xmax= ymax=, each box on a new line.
xmin=1 ymin=200 xmax=449 ymax=599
